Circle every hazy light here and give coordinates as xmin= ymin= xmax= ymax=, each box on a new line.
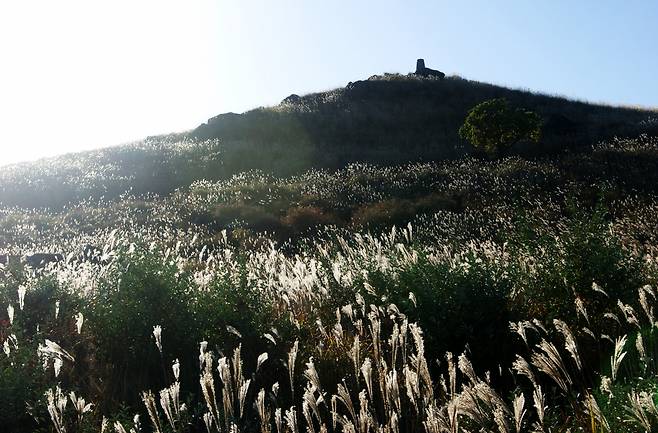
xmin=1 ymin=1 xmax=656 ymax=167
xmin=0 ymin=1 xmax=221 ymax=166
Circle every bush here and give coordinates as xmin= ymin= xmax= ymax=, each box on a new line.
xmin=84 ymin=249 xmax=196 ymax=410
xmin=510 ymin=207 xmax=643 ymax=329
xmin=459 ymin=98 xmax=542 ymax=156
xmin=351 ymin=199 xmax=417 ymax=228
xmin=189 ymin=265 xmax=284 ymax=376
xmin=282 ymin=206 xmax=337 ymax=233
xmin=367 ymin=253 xmax=516 ymax=373
xmin=351 ymin=194 xmax=459 ymax=228
xmin=208 ymin=204 xmax=283 ymax=233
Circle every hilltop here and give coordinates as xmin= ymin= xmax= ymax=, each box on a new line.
xmin=0 ymin=64 xmax=656 ymax=208
xmin=192 ymin=70 xmax=654 ymax=164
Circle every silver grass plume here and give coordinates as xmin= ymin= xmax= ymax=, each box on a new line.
xmin=361 ymin=358 xmax=373 ymax=398
xmin=200 ymin=371 xmax=220 ymax=426
xmin=512 ymin=355 xmax=537 ymax=387
xmin=257 ymin=352 xmax=269 ymax=372
xmin=288 ymin=340 xmax=299 ymax=398
xmin=302 ymin=399 xmax=316 ymax=433
xmin=600 ymin=376 xmax=613 ymax=398
xmin=639 ymin=285 xmax=655 ymax=324
xmin=304 ymin=357 xmax=323 ymax=396
xmin=69 ymin=391 xmax=93 ymax=422
xmin=336 ymin=381 xmax=357 ymax=425
xmin=257 ymin=388 xmax=271 ymax=433
xmin=494 ymin=406 xmax=510 ymax=433
xmin=592 ymin=282 xmax=609 ymax=297
xmin=625 ymin=391 xmax=652 ymax=432
xmin=509 ymin=321 xmax=530 ymax=347
xmin=152 ymin=325 xmax=163 ymax=353
xmin=446 ymin=352 xmax=457 ymax=397
xmin=239 ymin=379 xmax=251 ymax=419
xmin=385 ymin=369 xmax=401 ymax=414
xmin=611 ymin=335 xmax=627 ymax=382
xmin=7 ymin=304 xmax=14 ymax=325
xmin=199 ymin=341 xmax=209 ymax=370
xmin=603 ymin=312 xmax=621 ymax=326
xmin=585 ymin=393 xmax=610 ymax=433
xmin=275 ymin=408 xmax=283 ymax=433
xmin=532 ymin=385 xmax=546 ymax=429
xmin=285 ymin=407 xmax=299 ymax=433
xmin=368 ymin=312 xmax=382 ymax=369
xmin=618 ymin=300 xmax=641 ymax=329
xmin=389 ymin=324 xmax=400 ymax=369
xmin=530 ymin=340 xmax=572 ymax=394
xmin=636 ymin=333 xmax=648 ymax=368
xmin=457 ymin=353 xmax=477 ymax=384
xmin=512 ymin=393 xmax=526 ymax=433
xmin=45 ymin=386 xmax=67 ymax=433
xmin=403 ymin=364 xmax=419 ymax=412
xmin=574 ymin=297 xmax=589 ymax=324
xmin=350 ymin=337 xmax=360 ymax=386
xmin=203 ymin=412 xmax=213 ymax=433
xmin=531 ymin=319 xmax=548 ymax=335
xmin=113 ymin=421 xmax=128 ymax=433
xmin=232 ymin=344 xmax=243 ymax=395
xmin=582 ymin=327 xmax=597 ymax=340
xmin=159 ymin=386 xmax=176 ymax=430
xmin=141 ymin=391 xmax=162 ymax=433
xmin=357 ymin=390 xmax=372 ymax=433
xmin=217 ymin=357 xmax=235 ymax=421
xmin=553 ymin=319 xmax=582 ymax=372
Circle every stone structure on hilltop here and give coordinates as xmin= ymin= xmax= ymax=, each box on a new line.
xmin=414 ymin=59 xmax=445 ymax=79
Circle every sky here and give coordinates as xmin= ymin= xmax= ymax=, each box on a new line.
xmin=0 ymin=0 xmax=657 ymax=166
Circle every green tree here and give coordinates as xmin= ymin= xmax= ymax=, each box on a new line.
xmin=459 ymin=98 xmax=542 ymax=156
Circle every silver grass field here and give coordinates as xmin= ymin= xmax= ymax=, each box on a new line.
xmin=3 ymin=135 xmax=658 ymax=432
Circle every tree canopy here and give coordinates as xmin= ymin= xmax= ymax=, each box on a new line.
xmin=459 ymin=98 xmax=542 ymax=156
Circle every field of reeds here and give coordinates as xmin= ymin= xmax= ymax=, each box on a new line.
xmin=3 ymin=134 xmax=658 ymax=432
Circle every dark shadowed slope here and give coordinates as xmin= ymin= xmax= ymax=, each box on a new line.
xmin=192 ymin=73 xmax=656 ymax=165
xmin=0 ymin=71 xmax=656 ymax=208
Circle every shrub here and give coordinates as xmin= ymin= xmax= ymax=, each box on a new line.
xmin=351 ymin=199 xmax=417 ymax=228
xmin=0 ymin=341 xmax=48 ymax=431
xmin=351 ymin=194 xmax=459 ymax=228
xmin=510 ymin=207 xmax=642 ymax=329
xmin=208 ymin=204 xmax=282 ymax=233
xmin=459 ymin=98 xmax=542 ymax=156
xmin=84 ymin=248 xmax=196 ymax=409
xmin=190 ymin=265 xmax=279 ymax=364
xmin=367 ymin=253 xmax=516 ymax=373
xmin=281 ymin=206 xmax=337 ymax=233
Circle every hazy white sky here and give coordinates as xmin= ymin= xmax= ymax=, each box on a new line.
xmin=1 ymin=1 xmax=657 ymax=166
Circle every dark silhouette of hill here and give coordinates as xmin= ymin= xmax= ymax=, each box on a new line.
xmin=191 ymin=72 xmax=655 ymax=166
xmin=0 ymin=68 xmax=656 ymax=208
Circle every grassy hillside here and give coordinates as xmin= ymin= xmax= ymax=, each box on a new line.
xmin=2 ymin=73 xmax=658 ymax=432
xmin=1 ymin=73 xmax=656 ymax=209
xmin=1 ymin=134 xmax=658 ymax=431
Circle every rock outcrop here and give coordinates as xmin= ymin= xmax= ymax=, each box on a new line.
xmin=0 ymin=253 xmax=64 ymax=268
xmin=282 ymin=94 xmax=302 ymax=104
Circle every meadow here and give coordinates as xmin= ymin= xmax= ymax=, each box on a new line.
xmin=2 ymin=132 xmax=658 ymax=432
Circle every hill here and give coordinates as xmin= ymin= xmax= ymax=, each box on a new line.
xmin=4 ymin=68 xmax=658 ymax=432
xmin=191 ymin=71 xmax=656 ymax=163
xmin=1 ymin=68 xmax=656 ymax=208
